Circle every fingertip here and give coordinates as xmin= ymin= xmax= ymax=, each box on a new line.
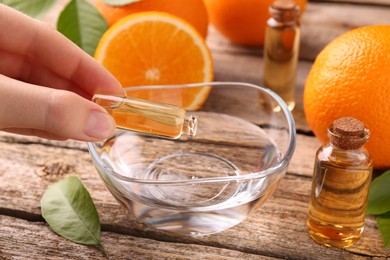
xmin=0 ymin=75 xmax=119 ymax=142
xmin=83 ymin=109 xmax=116 ymax=141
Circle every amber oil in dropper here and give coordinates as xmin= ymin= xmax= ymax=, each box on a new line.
xmin=263 ymin=0 xmax=300 ymax=111
xmin=93 ymin=94 xmax=198 ymax=139
xmin=307 ymin=117 xmax=373 ymax=248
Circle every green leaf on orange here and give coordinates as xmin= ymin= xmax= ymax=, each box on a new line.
xmin=376 ymin=211 xmax=390 ymax=248
xmin=0 ymin=0 xmax=57 ymax=19
xmin=57 ymin=0 xmax=108 ymax=56
xmin=367 ymin=170 xmax=390 ymax=215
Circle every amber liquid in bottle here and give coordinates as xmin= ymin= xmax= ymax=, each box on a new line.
xmin=263 ymin=0 xmax=300 ymax=111
xmin=93 ymin=94 xmax=198 ymax=139
xmin=307 ymin=117 xmax=373 ymax=248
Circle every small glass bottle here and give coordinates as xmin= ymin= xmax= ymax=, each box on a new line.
xmin=307 ymin=117 xmax=373 ymax=248
xmin=263 ymin=0 xmax=300 ymax=111
xmin=93 ymin=94 xmax=198 ymax=139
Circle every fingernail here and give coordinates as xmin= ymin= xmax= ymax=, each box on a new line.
xmin=84 ymin=110 xmax=115 ymax=139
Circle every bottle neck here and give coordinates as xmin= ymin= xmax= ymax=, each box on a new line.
xmin=269 ymin=0 xmax=300 ymax=23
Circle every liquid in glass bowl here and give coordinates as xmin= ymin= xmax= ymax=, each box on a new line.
xmin=88 ymin=82 xmax=296 ymax=236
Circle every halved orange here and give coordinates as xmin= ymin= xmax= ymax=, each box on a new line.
xmin=94 ymin=11 xmax=213 ymax=110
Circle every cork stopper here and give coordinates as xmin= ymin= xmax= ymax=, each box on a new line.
xmin=328 ymin=117 xmax=369 ymax=150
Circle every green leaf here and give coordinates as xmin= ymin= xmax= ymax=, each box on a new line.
xmin=41 ymin=176 xmax=102 ymax=248
xmin=377 ymin=211 xmax=390 ymax=248
xmin=102 ymin=0 xmax=141 ymax=6
xmin=367 ymin=170 xmax=390 ymax=215
xmin=0 ymin=0 xmax=57 ymax=19
xmin=57 ymin=0 xmax=108 ymax=56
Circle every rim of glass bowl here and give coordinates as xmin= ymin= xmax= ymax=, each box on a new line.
xmin=87 ymin=81 xmax=296 ymax=184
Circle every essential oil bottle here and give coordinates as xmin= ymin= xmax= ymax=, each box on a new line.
xmin=263 ymin=0 xmax=301 ymax=111
xmin=93 ymin=94 xmax=198 ymax=139
xmin=307 ymin=117 xmax=373 ymax=248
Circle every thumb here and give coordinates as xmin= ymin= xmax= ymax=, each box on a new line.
xmin=0 ymin=75 xmax=115 ymax=141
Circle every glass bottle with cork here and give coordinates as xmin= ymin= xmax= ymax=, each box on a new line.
xmin=93 ymin=94 xmax=198 ymax=139
xmin=307 ymin=117 xmax=373 ymax=248
xmin=262 ymin=0 xmax=300 ymax=111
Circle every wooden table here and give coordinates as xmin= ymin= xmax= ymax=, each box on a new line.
xmin=1 ymin=0 xmax=389 ymax=259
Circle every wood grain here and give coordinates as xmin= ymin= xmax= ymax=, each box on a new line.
xmin=1 ymin=215 xmax=274 ymax=260
xmin=1 ymin=0 xmax=390 ymax=259
xmin=0 ymin=132 xmax=388 ymax=259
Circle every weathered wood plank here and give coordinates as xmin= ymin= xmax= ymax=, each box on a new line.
xmin=289 ymin=134 xmax=320 ymax=176
xmin=207 ymin=2 xmax=390 ymax=132
xmin=0 ymin=133 xmax=388 ymax=259
xmin=0 ymin=175 xmax=386 ymax=259
xmin=0 ymin=215 xmax=273 ymax=260
xmin=2 ymin=1 xmax=389 ymax=259
xmin=300 ymin=3 xmax=390 ymax=59
xmin=209 ymin=51 xmax=312 ymax=132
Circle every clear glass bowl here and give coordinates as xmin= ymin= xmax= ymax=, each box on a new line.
xmin=88 ymin=82 xmax=296 ymax=236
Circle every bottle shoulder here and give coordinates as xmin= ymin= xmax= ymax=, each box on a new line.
xmin=316 ymin=144 xmax=372 ymax=168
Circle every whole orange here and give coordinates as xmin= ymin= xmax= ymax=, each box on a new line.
xmin=94 ymin=0 xmax=209 ymax=38
xmin=203 ymin=0 xmax=307 ymax=46
xmin=304 ymin=25 xmax=390 ymax=169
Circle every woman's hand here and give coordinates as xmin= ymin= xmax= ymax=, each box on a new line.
xmin=0 ymin=4 xmax=124 ymax=141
